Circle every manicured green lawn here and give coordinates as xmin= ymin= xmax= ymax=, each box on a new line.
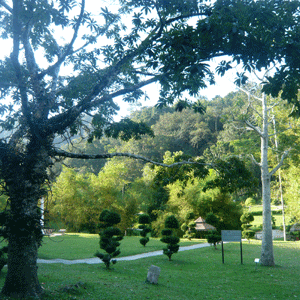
xmin=247 ymin=205 xmax=292 ymax=228
xmin=1 ymin=240 xmax=299 ymax=299
xmin=38 ymin=234 xmax=206 ymax=260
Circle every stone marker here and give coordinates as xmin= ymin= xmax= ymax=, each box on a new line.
xmin=146 ymin=265 xmax=161 ymax=284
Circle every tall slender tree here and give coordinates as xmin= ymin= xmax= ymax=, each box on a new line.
xmin=0 ymin=0 xmax=300 ymax=298
xmin=233 ymin=81 xmax=292 ymax=266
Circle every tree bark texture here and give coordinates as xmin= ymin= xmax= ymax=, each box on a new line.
xmin=1 ymin=234 xmax=42 ymax=298
xmin=260 ymin=94 xmax=275 ymax=266
xmin=0 ymin=141 xmax=49 ymax=298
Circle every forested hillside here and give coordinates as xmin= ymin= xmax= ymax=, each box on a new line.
xmin=47 ymin=87 xmax=300 ymax=234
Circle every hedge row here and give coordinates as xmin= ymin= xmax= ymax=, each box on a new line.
xmin=250 ymin=210 xmax=282 ymax=216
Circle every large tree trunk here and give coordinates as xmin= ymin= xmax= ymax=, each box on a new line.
xmin=2 ymin=231 xmax=42 ymax=298
xmin=260 ymin=94 xmax=275 ymax=266
xmin=1 ymin=140 xmax=50 ymax=299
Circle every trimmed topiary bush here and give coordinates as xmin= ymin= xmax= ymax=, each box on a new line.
xmin=160 ymin=215 xmax=180 ymax=261
xmin=245 ymin=197 xmax=256 ymax=207
xmin=240 ymin=212 xmax=255 ymax=243
xmin=205 ymin=213 xmax=221 ymax=249
xmin=206 ymin=231 xmax=221 ymax=249
xmin=95 ymin=209 xmax=123 ymax=269
xmin=242 ymin=230 xmax=255 ymax=241
xmin=138 ymin=214 xmax=151 ymax=247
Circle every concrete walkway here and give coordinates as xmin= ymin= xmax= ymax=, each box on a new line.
xmin=37 ymin=243 xmax=211 ymax=265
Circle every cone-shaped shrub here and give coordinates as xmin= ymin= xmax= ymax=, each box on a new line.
xmin=160 ymin=215 xmax=180 ymax=260
xmin=138 ymin=214 xmax=151 ymax=247
xmin=95 ymin=209 xmax=123 ymax=269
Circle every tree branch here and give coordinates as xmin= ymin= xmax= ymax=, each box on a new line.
xmin=244 ymin=120 xmax=263 ymax=137
xmin=45 ymin=74 xmax=161 ymax=136
xmin=11 ymin=0 xmax=31 ymax=125
xmin=269 ymin=149 xmax=290 ymax=176
xmin=237 ymin=85 xmax=263 ymax=102
xmin=38 ymin=0 xmax=86 ymax=79
xmin=23 ymin=23 xmax=40 ymax=76
xmin=39 ymin=6 xmax=213 ymax=137
xmin=98 ymin=76 xmax=159 ymax=102
xmin=0 ymin=0 xmax=12 ymax=13
xmin=0 ymin=81 xmax=16 ymax=88
xmin=266 ymin=101 xmax=279 ymax=112
xmin=247 ymin=154 xmax=261 ymax=167
xmin=268 ymin=125 xmax=292 ymax=138
xmin=50 ymin=148 xmax=214 ymax=169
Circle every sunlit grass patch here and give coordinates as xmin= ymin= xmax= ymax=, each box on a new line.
xmin=17 ymin=241 xmax=300 ymax=299
xmin=1 ymin=241 xmax=300 ymax=299
xmin=38 ymin=234 xmax=205 ymax=260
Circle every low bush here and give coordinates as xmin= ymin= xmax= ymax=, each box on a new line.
xmin=250 ymin=211 xmax=263 ymax=216
xmin=206 ymin=231 xmax=221 ymax=249
xmin=242 ymin=230 xmax=255 ymax=242
xmin=125 ymin=229 xmax=140 ymax=236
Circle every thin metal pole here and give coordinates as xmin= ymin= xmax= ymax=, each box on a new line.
xmin=240 ymin=241 xmax=243 ymax=264
xmin=222 ymin=242 xmax=224 ymax=264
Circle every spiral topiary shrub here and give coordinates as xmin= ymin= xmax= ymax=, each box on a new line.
xmin=160 ymin=215 xmax=180 ymax=261
xmin=95 ymin=209 xmax=123 ymax=269
xmin=240 ymin=212 xmax=255 ymax=243
xmin=138 ymin=214 xmax=151 ymax=247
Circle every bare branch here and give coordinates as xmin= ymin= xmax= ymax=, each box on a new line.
xmin=266 ymin=101 xmax=279 ymax=112
xmin=252 ymin=64 xmax=276 ymax=83
xmin=247 ymin=154 xmax=261 ymax=167
xmin=0 ymin=0 xmax=12 ymax=13
xmin=237 ymin=85 xmax=263 ymax=102
xmin=245 ymin=97 xmax=263 ymax=119
xmin=270 ymin=149 xmax=290 ymax=176
xmin=245 ymin=120 xmax=263 ymax=137
xmin=268 ymin=125 xmax=292 ymax=138
xmin=98 ymin=76 xmax=159 ymax=102
xmin=50 ymin=148 xmax=214 ymax=169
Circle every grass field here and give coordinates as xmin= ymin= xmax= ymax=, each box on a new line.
xmin=247 ymin=205 xmax=292 ymax=228
xmin=1 ymin=235 xmax=300 ymax=299
xmin=38 ymin=234 xmax=206 ymax=260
